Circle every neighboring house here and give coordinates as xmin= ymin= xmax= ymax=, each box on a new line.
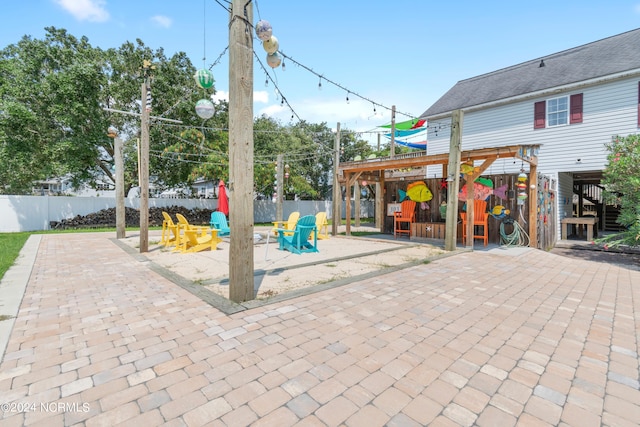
xmin=420 ymin=28 xmax=640 ymax=237
xmin=33 ymin=177 xmax=115 ymax=197
xmin=190 ymin=177 xmax=219 ymax=199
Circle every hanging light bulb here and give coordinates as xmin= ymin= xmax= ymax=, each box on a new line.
xmin=346 ymin=93 xmax=350 ymax=104
xmin=282 ymin=60 xmax=286 ymax=71
xmin=318 ymin=77 xmax=322 ymax=91
xmin=265 ymin=77 xmax=268 ymax=87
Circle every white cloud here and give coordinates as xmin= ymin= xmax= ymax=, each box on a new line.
xmin=150 ymin=15 xmax=172 ymax=28
xmin=253 ymin=90 xmax=269 ymax=104
xmin=211 ymin=91 xmax=228 ymax=103
xmin=54 ymin=0 xmax=109 ymax=22
xmin=210 ymin=90 xmax=269 ymax=104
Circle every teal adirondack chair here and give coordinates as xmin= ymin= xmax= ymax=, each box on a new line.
xmin=209 ymin=211 xmax=230 ymax=236
xmin=276 ymin=215 xmax=319 ymax=254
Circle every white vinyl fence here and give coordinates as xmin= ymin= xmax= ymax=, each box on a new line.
xmin=0 ymin=195 xmax=374 ymax=232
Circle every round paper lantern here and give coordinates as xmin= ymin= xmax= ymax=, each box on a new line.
xmin=262 ymin=36 xmax=279 ymax=54
xmin=266 ymin=52 xmax=281 ymax=68
xmin=518 ymin=172 xmax=528 ymax=182
xmin=255 ymin=20 xmax=273 ymax=41
xmin=194 ymin=69 xmax=214 ymax=89
xmin=195 ymin=99 xmax=215 ymax=119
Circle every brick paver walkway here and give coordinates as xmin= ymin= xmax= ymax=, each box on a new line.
xmin=1 ymin=233 xmax=639 ymax=426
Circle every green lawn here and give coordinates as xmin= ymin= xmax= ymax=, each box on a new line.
xmin=0 ymin=233 xmax=30 ymax=281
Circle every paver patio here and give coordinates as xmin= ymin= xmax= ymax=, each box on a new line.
xmin=0 ymin=232 xmax=639 ymax=426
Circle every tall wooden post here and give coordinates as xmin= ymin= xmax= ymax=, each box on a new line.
xmin=139 ymin=69 xmax=150 ymax=253
xmin=529 ymin=163 xmax=538 ymax=248
xmin=390 ymin=105 xmax=396 ymax=158
xmin=228 ymin=0 xmax=254 ymax=302
xmin=377 ymin=174 xmax=385 ymax=232
xmin=332 ymin=123 xmax=341 ymax=236
xmin=444 ymin=109 xmax=463 ymax=251
xmin=114 ymin=136 xmax=125 ymax=239
xmin=276 ymin=154 xmax=284 ymax=222
xmin=354 ymin=181 xmax=361 ymax=227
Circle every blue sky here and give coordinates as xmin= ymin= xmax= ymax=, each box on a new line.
xmin=2 ymin=0 xmax=640 ymax=144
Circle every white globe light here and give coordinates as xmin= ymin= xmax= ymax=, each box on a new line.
xmin=255 ymin=20 xmax=272 ymax=41
xmin=266 ymin=52 xmax=281 ymax=69
xmin=262 ymin=36 xmax=279 ymax=54
xmin=195 ymin=99 xmax=215 ymax=119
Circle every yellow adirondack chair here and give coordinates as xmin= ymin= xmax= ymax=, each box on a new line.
xmin=178 ymin=228 xmax=221 ymax=253
xmin=175 ymin=213 xmax=208 ymax=236
xmin=174 ymin=213 xmax=215 ymax=252
xmin=161 ymin=212 xmax=180 ymax=247
xmin=310 ymin=212 xmax=329 ymax=240
xmin=272 ymin=211 xmax=300 ymax=236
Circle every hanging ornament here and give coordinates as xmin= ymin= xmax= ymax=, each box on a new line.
xmin=194 ymin=69 xmax=215 ymax=89
xmin=517 ymin=171 xmax=528 ymax=205
xmin=266 ymin=52 xmax=281 ymax=68
xmin=255 ymin=20 xmax=273 ymax=41
xmin=262 ymin=35 xmax=279 ymax=54
xmin=195 ymin=99 xmax=215 ymax=119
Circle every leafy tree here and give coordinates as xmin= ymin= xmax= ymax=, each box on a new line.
xmin=0 ymin=27 xmax=203 ymax=195
xmin=599 ymin=134 xmax=640 ymax=248
xmin=0 ymin=28 xmax=107 ymax=193
xmin=0 ymin=27 xmax=380 ymax=202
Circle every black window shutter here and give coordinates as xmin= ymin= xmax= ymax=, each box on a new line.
xmin=570 ymin=93 xmax=583 ymax=124
xmin=534 ymin=101 xmax=546 ymax=129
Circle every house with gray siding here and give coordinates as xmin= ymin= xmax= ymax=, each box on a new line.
xmin=420 ymin=28 xmax=640 ymax=239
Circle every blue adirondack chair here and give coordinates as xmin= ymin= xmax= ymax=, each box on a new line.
xmin=276 ymin=215 xmax=319 ymax=254
xmin=209 ymin=211 xmax=230 ymax=236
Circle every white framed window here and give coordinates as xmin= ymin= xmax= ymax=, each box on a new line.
xmin=547 ymin=96 xmax=568 ymax=127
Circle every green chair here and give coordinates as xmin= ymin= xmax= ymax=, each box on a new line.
xmin=209 ymin=211 xmax=230 ymax=237
xmin=275 ymin=215 xmax=319 ymax=255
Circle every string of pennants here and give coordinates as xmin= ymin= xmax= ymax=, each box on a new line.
xmin=379 ymin=118 xmax=427 ymax=149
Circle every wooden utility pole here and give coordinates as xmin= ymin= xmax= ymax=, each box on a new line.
xmin=444 ymin=109 xmax=463 ymax=251
xmin=332 ymin=123 xmax=341 ymax=236
xmin=139 ymin=62 xmax=152 ymax=253
xmin=228 ymin=0 xmax=254 ymax=302
xmin=276 ymin=154 xmax=284 ymax=222
xmin=390 ymin=105 xmax=396 ymax=158
xmin=114 ymin=136 xmax=125 ymax=239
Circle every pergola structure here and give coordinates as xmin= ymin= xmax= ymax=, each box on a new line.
xmin=337 ymin=143 xmax=541 ymax=250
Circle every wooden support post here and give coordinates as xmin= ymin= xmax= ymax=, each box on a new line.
xmin=139 ymin=77 xmax=150 ymax=253
xmin=114 ymin=136 xmax=125 ymax=239
xmin=354 ymin=181 xmax=361 ymax=227
xmin=465 ymin=174 xmax=475 ymax=248
xmin=228 ymin=0 xmax=254 ymax=303
xmin=376 ymin=177 xmax=383 ymax=230
xmin=345 ymin=172 xmax=351 ymax=236
xmin=390 ymin=105 xmax=396 ymax=158
xmin=444 ymin=109 xmax=463 ymax=251
xmin=529 ymin=163 xmax=538 ymax=248
xmin=276 ymin=154 xmax=283 ymax=222
xmin=332 ymin=123 xmax=341 ymax=236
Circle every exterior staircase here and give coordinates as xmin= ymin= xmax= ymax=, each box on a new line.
xmin=573 ymin=183 xmax=624 ymax=232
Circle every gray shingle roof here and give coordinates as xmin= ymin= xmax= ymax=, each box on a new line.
xmin=420 ymin=28 xmax=640 ymax=118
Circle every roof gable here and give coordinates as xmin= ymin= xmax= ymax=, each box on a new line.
xmin=420 ymin=28 xmax=640 ymax=118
